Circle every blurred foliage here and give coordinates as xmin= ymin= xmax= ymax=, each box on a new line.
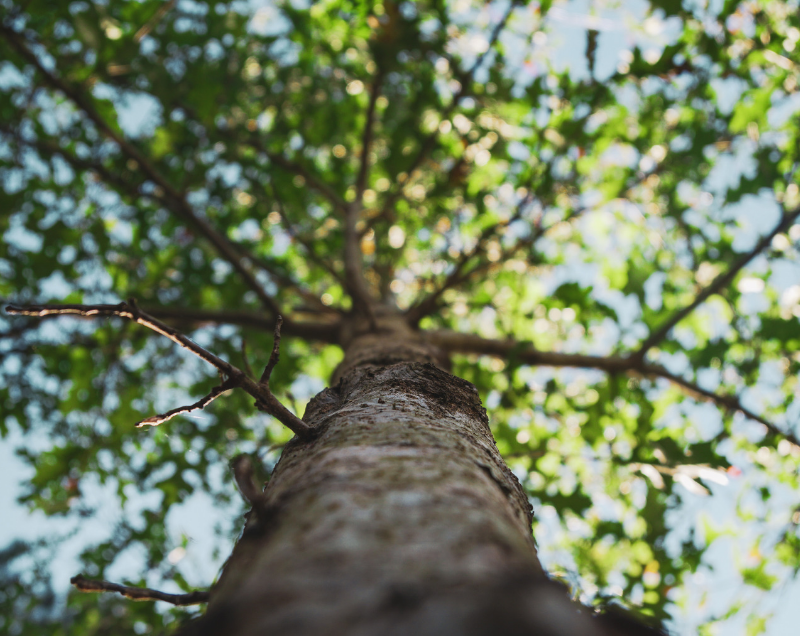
xmin=1 ymin=0 xmax=800 ymax=634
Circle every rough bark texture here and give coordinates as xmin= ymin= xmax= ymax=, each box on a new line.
xmin=181 ymin=312 xmax=660 ymax=636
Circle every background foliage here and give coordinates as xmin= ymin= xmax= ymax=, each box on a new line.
xmin=2 ymin=0 xmax=800 ymax=634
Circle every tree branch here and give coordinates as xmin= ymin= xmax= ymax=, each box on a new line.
xmin=379 ymin=2 xmax=518 ymax=217
xmin=4 ymin=303 xmax=341 ymax=344
xmin=269 ymin=184 xmax=348 ymax=287
xmin=1 ymin=27 xmax=282 ymax=316
xmin=356 ymin=70 xmax=385 ymax=201
xmin=260 ymin=316 xmax=283 ymax=385
xmin=407 ymin=202 xmax=585 ymax=324
xmin=426 ymin=329 xmax=800 ymax=448
xmin=5 ymin=302 xmax=313 ymax=438
xmin=70 ymin=574 xmax=209 ymax=606
xmin=241 ymin=137 xmax=349 ymax=214
xmin=141 ymin=306 xmax=341 ymax=343
xmin=344 ymin=198 xmax=376 ymax=317
xmin=634 ymin=203 xmax=800 ymax=359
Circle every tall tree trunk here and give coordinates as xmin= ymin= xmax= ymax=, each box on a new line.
xmin=182 ymin=311 xmax=656 ymax=636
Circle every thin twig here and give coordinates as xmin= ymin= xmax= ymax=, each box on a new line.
xmin=5 ymin=302 xmax=313 ymax=438
xmin=634 ymin=203 xmax=800 ymax=359
xmin=70 ymin=574 xmax=209 ymax=606
xmin=3 ymin=302 xmax=341 ymax=344
xmin=407 ymin=203 xmax=584 ymax=324
xmin=260 ymin=316 xmax=283 ymax=385
xmin=6 ymin=301 xmax=236 ymax=372
xmin=136 ymin=378 xmax=237 ymax=427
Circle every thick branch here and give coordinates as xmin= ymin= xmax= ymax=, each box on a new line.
xmin=344 ymin=197 xmax=376 ymax=315
xmin=70 ymin=574 xmax=209 ymax=606
xmin=2 ymin=27 xmax=281 ymax=316
xmin=634 ymin=203 xmax=800 ymax=358
xmin=427 ymin=329 xmax=799 ymax=448
xmin=5 ymin=302 xmax=313 ymax=438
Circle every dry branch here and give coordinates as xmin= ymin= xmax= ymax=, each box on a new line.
xmin=136 ymin=378 xmax=237 ymax=428
xmin=5 ymin=302 xmax=313 ymax=438
xmin=70 ymin=574 xmax=209 ymax=606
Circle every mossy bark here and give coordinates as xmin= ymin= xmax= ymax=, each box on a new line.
xmin=181 ymin=313 xmax=654 ymax=636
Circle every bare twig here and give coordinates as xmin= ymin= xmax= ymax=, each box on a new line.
xmin=70 ymin=574 xmax=209 ymax=606
xmin=260 ymin=316 xmax=283 ymax=385
xmin=5 ymin=302 xmax=313 ymax=438
xmin=136 ymin=378 xmax=237 ymax=427
xmin=7 ymin=301 xmax=236 ymax=372
xmin=426 ymin=329 xmax=800 ymax=448
xmin=634 ymin=203 xmax=800 ymax=359
xmin=3 ymin=303 xmax=341 ymax=344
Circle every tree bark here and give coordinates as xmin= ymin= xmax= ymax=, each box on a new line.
xmin=181 ymin=311 xmax=659 ymax=636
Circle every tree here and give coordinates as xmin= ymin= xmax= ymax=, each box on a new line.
xmin=1 ymin=0 xmax=799 ymax=634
